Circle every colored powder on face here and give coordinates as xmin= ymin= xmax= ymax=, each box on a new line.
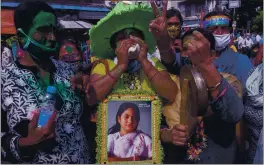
xmin=65 ymin=46 xmax=73 ymax=55
xmin=28 ymin=11 xmax=56 ymax=37
xmin=22 ymin=11 xmax=56 ymax=49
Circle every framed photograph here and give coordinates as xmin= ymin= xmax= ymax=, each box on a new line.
xmin=96 ymin=90 xmax=163 ymax=164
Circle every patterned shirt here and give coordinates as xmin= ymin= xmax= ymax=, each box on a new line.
xmin=1 ymin=59 xmax=91 ymax=163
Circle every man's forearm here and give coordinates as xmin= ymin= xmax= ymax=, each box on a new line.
xmin=140 ymin=58 xmax=178 ymax=103
xmin=197 ymin=63 xmax=222 ymax=98
xmin=157 ymin=40 xmax=175 ymax=65
xmin=91 ymin=64 xmax=125 ymax=101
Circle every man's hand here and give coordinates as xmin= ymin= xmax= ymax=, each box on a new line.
xmin=115 ymin=39 xmax=138 ymax=71
xmin=19 ymin=110 xmax=56 ymax=147
xmin=150 ymin=0 xmax=176 ymax=64
xmin=71 ymin=74 xmax=97 ymax=105
xmin=183 ymin=31 xmax=222 ymax=98
xmin=171 ymin=124 xmax=188 ymax=146
xmin=149 ymin=0 xmax=169 ymax=41
xmin=71 ymin=73 xmax=90 ymax=92
xmin=183 ymin=30 xmax=213 ymax=68
xmin=130 ymin=36 xmax=148 ymax=62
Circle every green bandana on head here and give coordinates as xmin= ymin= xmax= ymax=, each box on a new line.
xmin=89 ymin=2 xmax=156 ymax=59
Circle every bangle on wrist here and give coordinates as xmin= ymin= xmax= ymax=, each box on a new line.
xmin=207 ymin=78 xmax=222 ymax=91
xmin=148 ymin=70 xmax=158 ymax=81
xmin=107 ymin=72 xmax=117 ymax=81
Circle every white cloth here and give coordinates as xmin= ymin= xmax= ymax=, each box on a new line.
xmin=244 ymin=38 xmax=254 ymax=48
xmin=238 ymin=36 xmax=245 ymax=49
xmin=113 ymin=53 xmax=156 ymax=66
xmin=256 ymin=35 xmax=262 ymax=43
xmin=246 ymin=63 xmax=263 ymax=107
xmin=151 ymin=47 xmax=161 ymax=60
xmin=108 ymin=131 xmax=152 ymax=159
xmin=1 ymin=47 xmax=13 ymax=67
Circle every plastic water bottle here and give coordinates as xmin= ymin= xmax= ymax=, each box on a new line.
xmin=38 ymin=86 xmax=57 ymax=128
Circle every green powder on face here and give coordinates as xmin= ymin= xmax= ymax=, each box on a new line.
xmin=65 ymin=46 xmax=73 ymax=54
xmin=21 ymin=11 xmax=57 ymax=49
xmin=28 ymin=11 xmax=56 ymax=38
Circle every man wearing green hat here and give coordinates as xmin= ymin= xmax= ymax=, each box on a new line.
xmin=88 ymin=2 xmax=178 ymax=104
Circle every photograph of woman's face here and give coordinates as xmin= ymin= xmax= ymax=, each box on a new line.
xmin=118 ymin=108 xmax=138 ymax=134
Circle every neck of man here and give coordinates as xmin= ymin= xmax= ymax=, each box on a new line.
xmin=18 ymin=51 xmax=38 ymax=67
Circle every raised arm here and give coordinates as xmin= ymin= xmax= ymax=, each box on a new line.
xmin=186 ymin=31 xmax=244 ymax=123
xmin=149 ymin=0 xmax=176 ymax=65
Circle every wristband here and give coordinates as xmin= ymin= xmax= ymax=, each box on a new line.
xmin=149 ymin=70 xmax=158 ymax=81
xmin=209 ymin=87 xmax=227 ymax=104
xmin=107 ymin=72 xmax=117 ymax=81
xmin=207 ymin=78 xmax=223 ymax=91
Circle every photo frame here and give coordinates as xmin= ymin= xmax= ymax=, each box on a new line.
xmin=96 ymin=90 xmax=163 ymax=164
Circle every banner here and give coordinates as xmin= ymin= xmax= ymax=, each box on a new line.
xmin=228 ymin=0 xmax=241 ymax=9
xmin=1 ymin=9 xmax=16 ymax=34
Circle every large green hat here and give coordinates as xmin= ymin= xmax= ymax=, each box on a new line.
xmin=89 ymin=2 xmax=156 ymax=59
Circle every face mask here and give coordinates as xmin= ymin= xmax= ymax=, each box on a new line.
xmin=113 ymin=57 xmax=141 ymax=74
xmin=180 ymin=56 xmax=192 ymax=66
xmin=18 ymin=28 xmax=58 ymax=72
xmin=167 ymin=25 xmax=180 ymax=39
xmin=126 ymin=59 xmax=141 ymax=73
xmin=214 ymin=34 xmax=231 ymax=51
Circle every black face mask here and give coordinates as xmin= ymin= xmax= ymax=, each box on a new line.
xmin=25 ymin=41 xmax=58 ymax=72
xmin=181 ymin=56 xmax=192 ymax=66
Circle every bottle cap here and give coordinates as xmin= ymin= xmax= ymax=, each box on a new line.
xmin=46 ymin=86 xmax=57 ymax=94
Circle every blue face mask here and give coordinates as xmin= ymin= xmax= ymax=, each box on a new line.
xmin=126 ymin=59 xmax=141 ymax=73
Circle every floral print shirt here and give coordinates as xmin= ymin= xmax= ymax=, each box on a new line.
xmin=1 ymin=59 xmax=91 ymax=163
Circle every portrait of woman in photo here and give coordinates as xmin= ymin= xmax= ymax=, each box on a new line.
xmin=107 ymin=102 xmax=152 ymax=161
